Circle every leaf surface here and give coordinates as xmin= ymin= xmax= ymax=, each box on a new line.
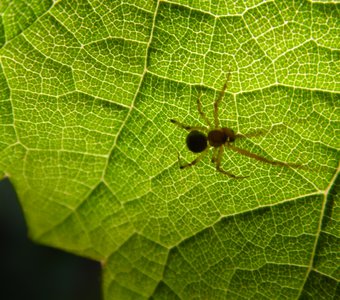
xmin=0 ymin=0 xmax=339 ymax=299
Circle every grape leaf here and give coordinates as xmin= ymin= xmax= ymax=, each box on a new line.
xmin=0 ymin=0 xmax=339 ymax=299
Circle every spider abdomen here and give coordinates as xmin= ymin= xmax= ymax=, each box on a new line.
xmin=186 ymin=130 xmax=208 ymax=153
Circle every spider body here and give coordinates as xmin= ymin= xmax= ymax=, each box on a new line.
xmin=186 ymin=128 xmax=236 ymax=153
xmin=186 ymin=130 xmax=207 ymax=153
xmin=170 ymin=73 xmax=300 ymax=178
xmin=208 ymin=128 xmax=236 ymax=147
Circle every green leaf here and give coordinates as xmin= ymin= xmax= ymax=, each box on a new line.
xmin=0 ymin=0 xmax=339 ymax=299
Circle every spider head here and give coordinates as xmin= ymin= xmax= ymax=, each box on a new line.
xmin=186 ymin=130 xmax=208 ymax=153
xmin=222 ymin=127 xmax=236 ymax=142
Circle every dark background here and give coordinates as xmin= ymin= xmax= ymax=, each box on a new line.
xmin=0 ymin=178 xmax=101 ymax=300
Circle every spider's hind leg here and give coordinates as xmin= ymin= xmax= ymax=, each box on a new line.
xmin=215 ymin=146 xmax=248 ymax=179
xmin=177 ymin=148 xmax=209 ymax=169
xmin=170 ymin=119 xmax=207 ymax=131
xmin=211 ymin=147 xmax=218 ymax=163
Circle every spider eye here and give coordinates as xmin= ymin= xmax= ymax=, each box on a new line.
xmin=186 ymin=131 xmax=207 ymax=153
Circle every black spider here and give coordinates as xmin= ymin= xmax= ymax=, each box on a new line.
xmin=170 ymin=73 xmax=300 ymax=178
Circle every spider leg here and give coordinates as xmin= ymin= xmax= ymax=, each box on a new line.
xmin=170 ymin=119 xmax=207 ymax=131
xmin=178 ymin=148 xmax=209 ymax=169
xmin=215 ymin=146 xmax=248 ymax=179
xmin=227 ymin=144 xmax=301 ymax=168
xmin=235 ymin=124 xmax=290 ymax=140
xmin=197 ymin=91 xmax=212 ymax=128
xmin=214 ymin=71 xmax=231 ymax=128
xmin=211 ymin=147 xmax=218 ymax=163
xmin=235 ymin=130 xmax=267 ymax=140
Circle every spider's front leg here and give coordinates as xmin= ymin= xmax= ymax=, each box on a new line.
xmin=214 ymin=72 xmax=231 ymax=128
xmin=196 ymin=91 xmax=212 ymax=128
xmin=226 ymin=144 xmax=302 ymax=168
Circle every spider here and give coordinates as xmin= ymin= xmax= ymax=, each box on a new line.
xmin=170 ymin=73 xmax=301 ymax=178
